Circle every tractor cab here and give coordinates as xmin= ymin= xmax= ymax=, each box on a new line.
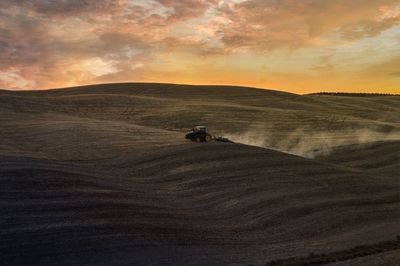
xmin=194 ymin=126 xmax=206 ymax=133
xmin=186 ymin=126 xmax=212 ymax=142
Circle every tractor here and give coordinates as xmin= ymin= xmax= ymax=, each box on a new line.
xmin=185 ymin=126 xmax=234 ymax=143
xmin=185 ymin=126 xmax=212 ymax=142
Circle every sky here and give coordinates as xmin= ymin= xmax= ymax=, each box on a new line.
xmin=0 ymin=0 xmax=399 ymax=94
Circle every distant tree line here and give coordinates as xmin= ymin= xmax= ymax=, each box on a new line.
xmin=308 ymin=92 xmax=399 ymax=97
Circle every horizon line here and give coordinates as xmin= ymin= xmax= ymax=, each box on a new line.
xmin=1 ymin=82 xmax=399 ymax=96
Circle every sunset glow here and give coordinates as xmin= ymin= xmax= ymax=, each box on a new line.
xmin=1 ymin=0 xmax=399 ymax=93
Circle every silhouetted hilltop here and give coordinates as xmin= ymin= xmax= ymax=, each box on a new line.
xmin=308 ymin=92 xmax=400 ymax=97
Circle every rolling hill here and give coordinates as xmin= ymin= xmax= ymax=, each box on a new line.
xmin=0 ymin=83 xmax=399 ymax=265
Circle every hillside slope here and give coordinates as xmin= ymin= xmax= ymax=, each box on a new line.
xmin=1 ymin=83 xmax=399 ymax=160
xmin=1 ymin=143 xmax=399 ymax=265
xmin=316 ymin=140 xmax=400 ymax=177
xmin=1 ymin=83 xmax=399 ymax=265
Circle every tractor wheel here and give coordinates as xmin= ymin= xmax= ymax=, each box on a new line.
xmin=196 ymin=137 xmax=201 ymax=142
xmin=205 ymin=135 xmax=211 ymax=142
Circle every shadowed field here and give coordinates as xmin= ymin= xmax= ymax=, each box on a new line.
xmin=316 ymin=140 xmax=400 ymax=177
xmin=1 ymin=83 xmax=399 ymax=265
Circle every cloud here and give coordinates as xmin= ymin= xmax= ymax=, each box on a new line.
xmin=156 ymin=0 xmax=217 ymax=21
xmin=0 ymin=0 xmax=129 ymax=17
xmin=0 ymin=0 xmax=399 ymax=91
xmin=215 ymin=0 xmax=400 ymax=51
xmin=362 ymin=56 xmax=400 ymax=79
xmin=0 ymin=69 xmax=36 ymax=89
xmin=341 ymin=17 xmax=400 ymax=40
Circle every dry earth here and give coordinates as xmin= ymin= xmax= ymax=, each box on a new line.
xmin=0 ymin=83 xmax=399 ymax=265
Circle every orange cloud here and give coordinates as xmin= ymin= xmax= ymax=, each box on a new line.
xmin=0 ymin=0 xmax=399 ymax=93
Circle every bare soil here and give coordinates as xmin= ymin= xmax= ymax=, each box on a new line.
xmin=1 ymin=83 xmax=399 ymax=265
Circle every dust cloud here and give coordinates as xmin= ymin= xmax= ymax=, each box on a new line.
xmin=222 ymin=127 xmax=400 ymax=158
